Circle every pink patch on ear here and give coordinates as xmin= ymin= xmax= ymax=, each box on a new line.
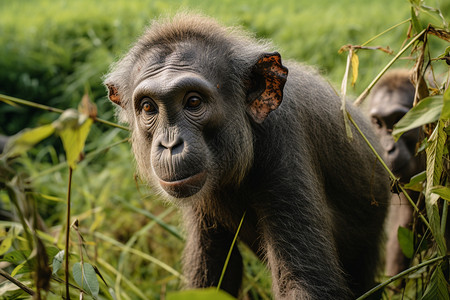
xmin=107 ymin=84 xmax=123 ymax=107
xmin=249 ymin=53 xmax=288 ymax=123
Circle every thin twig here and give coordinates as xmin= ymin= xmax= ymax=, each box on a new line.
xmin=65 ymin=167 xmax=73 ymax=300
xmin=93 ymin=117 xmax=129 ymax=131
xmin=0 ymin=93 xmax=64 ymax=114
xmin=0 ymin=93 xmax=129 ymax=131
xmin=361 ymin=18 xmax=411 ymax=47
xmin=357 ymin=255 xmax=448 ymax=299
xmin=28 ymin=137 xmax=130 ymax=181
xmin=217 ymin=211 xmax=246 ymax=291
xmin=354 ymin=28 xmax=427 ymax=106
xmin=0 ymin=268 xmax=35 ymax=296
xmin=347 ymin=112 xmax=431 ymax=230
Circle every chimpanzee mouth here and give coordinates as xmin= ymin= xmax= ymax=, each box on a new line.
xmin=159 ymin=170 xmax=207 ymax=198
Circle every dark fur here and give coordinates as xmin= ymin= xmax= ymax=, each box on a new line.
xmin=105 ymin=14 xmax=389 ymax=299
xmin=369 ymin=69 xmax=424 ymax=276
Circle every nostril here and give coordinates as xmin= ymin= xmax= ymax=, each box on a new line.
xmin=171 ymin=139 xmax=184 ymax=155
xmin=159 ymin=137 xmax=184 ymax=154
xmin=387 ymin=143 xmax=396 ymax=154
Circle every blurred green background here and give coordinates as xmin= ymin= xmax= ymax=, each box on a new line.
xmin=2 ymin=0 xmax=448 ymax=135
xmin=0 ymin=0 xmax=448 ymax=299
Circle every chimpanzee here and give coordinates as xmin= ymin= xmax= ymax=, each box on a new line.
xmin=369 ymin=69 xmax=424 ymax=276
xmin=104 ymin=14 xmax=390 ymax=299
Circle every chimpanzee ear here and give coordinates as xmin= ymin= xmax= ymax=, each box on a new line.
xmin=106 ymin=83 xmax=124 ymax=108
xmin=246 ymin=52 xmax=288 ymax=123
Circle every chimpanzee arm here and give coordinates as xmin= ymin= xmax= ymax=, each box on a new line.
xmin=181 ymin=206 xmax=243 ymax=297
xmin=255 ymin=186 xmax=353 ymax=299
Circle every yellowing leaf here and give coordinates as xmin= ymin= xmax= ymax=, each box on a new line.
xmin=0 ymin=235 xmax=13 ymax=255
xmin=351 ymin=52 xmax=359 ymax=87
xmin=11 ymin=263 xmax=25 ymax=277
xmin=54 ymin=109 xmax=93 ymax=169
xmin=3 ymin=124 xmax=55 ymax=158
xmin=38 ymin=193 xmax=64 ymax=202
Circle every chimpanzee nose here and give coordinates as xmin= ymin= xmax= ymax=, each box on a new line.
xmin=381 ymin=135 xmax=396 ymax=154
xmin=158 ymin=136 xmax=184 ymax=155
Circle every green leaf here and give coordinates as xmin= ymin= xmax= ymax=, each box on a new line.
xmin=167 ymin=288 xmax=237 ymax=300
xmin=38 ymin=193 xmax=64 ymax=202
xmin=404 ymin=170 xmax=426 ymax=191
xmin=436 ymin=46 xmax=450 ymax=59
xmin=392 ymin=95 xmax=443 ymax=140
xmin=11 ymin=263 xmax=25 ymax=277
xmin=410 ymin=6 xmax=422 ymax=33
xmin=421 ymin=266 xmax=450 ymax=300
xmin=425 ymin=120 xmax=447 ymax=255
xmin=45 ymin=247 xmax=61 ymax=262
xmin=440 ymin=86 xmax=450 ymax=120
xmin=52 ymin=250 xmax=64 ymax=275
xmin=0 ymin=235 xmax=13 ymax=255
xmin=73 ymin=262 xmax=99 ymax=299
xmin=416 ymin=137 xmax=429 ymax=154
xmin=54 ymin=109 xmax=93 ymax=169
xmin=398 ymin=226 xmax=414 ymax=259
xmin=2 ymin=124 xmax=55 ymax=158
xmin=2 ymin=250 xmax=31 ymax=264
xmin=430 ymin=186 xmax=450 ymax=202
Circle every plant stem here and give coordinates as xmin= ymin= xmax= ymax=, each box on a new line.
xmin=65 ymin=167 xmax=73 ymax=300
xmin=0 ymin=93 xmax=64 ymax=113
xmin=0 ymin=93 xmax=129 ymax=131
xmin=354 ymin=28 xmax=427 ymax=106
xmin=347 ymin=112 xmax=431 ymax=230
xmin=29 ymin=138 xmax=129 ymax=182
xmin=357 ymin=255 xmax=448 ymax=299
xmin=93 ymin=117 xmax=129 ymax=131
xmin=217 ymin=211 xmax=246 ymax=291
xmin=0 ymin=268 xmax=35 ymax=296
xmin=361 ymin=18 xmax=411 ymax=47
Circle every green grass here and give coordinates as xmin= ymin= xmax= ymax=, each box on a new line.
xmin=0 ymin=0 xmax=448 ymax=299
xmin=2 ymin=0 xmax=446 ymax=133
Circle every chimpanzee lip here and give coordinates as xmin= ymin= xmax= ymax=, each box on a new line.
xmin=159 ymin=170 xmax=207 ymax=198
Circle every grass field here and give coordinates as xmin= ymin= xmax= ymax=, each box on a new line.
xmin=0 ymin=0 xmax=449 ymax=299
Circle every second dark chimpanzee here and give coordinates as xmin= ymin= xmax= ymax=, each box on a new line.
xmin=369 ymin=69 xmax=425 ymax=276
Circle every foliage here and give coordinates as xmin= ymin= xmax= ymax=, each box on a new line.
xmin=2 ymin=0 xmax=447 ymax=134
xmin=340 ymin=2 xmax=450 ymax=299
xmin=0 ymin=0 xmax=449 ymax=299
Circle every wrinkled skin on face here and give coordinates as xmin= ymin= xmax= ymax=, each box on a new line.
xmin=134 ymin=68 xmax=218 ymax=198
xmin=107 ymin=39 xmax=286 ymax=200
xmin=131 ymin=62 xmax=225 ymax=198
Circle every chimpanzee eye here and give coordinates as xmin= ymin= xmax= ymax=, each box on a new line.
xmin=184 ymin=93 xmax=202 ymax=110
xmin=141 ymin=98 xmax=158 ymax=114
